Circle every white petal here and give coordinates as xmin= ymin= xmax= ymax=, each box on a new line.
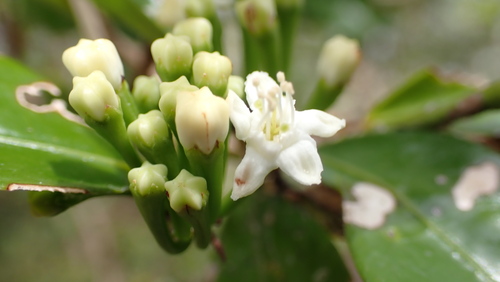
xmin=244 ymin=71 xmax=279 ymax=111
xmin=230 ymin=145 xmax=277 ymax=200
xmin=277 ymin=135 xmax=323 ymax=186
xmin=226 ymin=90 xmax=252 ymax=140
xmin=295 ymin=110 xmax=346 ymax=138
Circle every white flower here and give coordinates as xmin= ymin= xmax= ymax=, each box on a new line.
xmin=227 ymin=71 xmax=346 ymax=200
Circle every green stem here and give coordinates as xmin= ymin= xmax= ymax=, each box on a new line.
xmin=117 ymin=81 xmax=140 ymax=126
xmin=182 ymin=207 xmax=211 ymax=248
xmin=303 ymin=79 xmax=344 ymax=111
xmin=242 ymin=28 xmax=262 ymax=75
xmin=132 ymin=188 xmax=191 ymax=254
xmin=86 ymin=107 xmax=141 ymax=168
xmin=256 ymin=29 xmax=282 ymax=76
xmin=277 ymin=6 xmax=302 ymax=73
xmin=185 ymin=143 xmax=225 ymax=223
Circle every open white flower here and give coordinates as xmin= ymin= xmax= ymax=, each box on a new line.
xmin=227 ymin=71 xmax=346 ymax=200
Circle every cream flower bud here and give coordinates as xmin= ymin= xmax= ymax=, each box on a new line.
xmin=192 ymin=51 xmax=232 ymax=97
xmin=132 ymin=75 xmax=161 ymax=113
xmin=173 ymin=17 xmax=213 ymax=53
xmin=317 ymin=35 xmax=360 ymax=89
xmin=158 ymin=76 xmax=199 ymax=129
xmin=151 ymin=34 xmax=193 ymax=82
xmin=187 ymin=0 xmax=216 ymax=18
xmin=69 ymin=71 xmax=119 ymax=122
xmin=235 ymin=0 xmax=277 ymax=36
xmin=164 ymin=169 xmax=208 ymax=212
xmin=128 ymin=162 xmax=168 ymax=196
xmin=176 ymin=87 xmax=229 ymax=154
xmin=127 ymin=110 xmax=170 ymax=149
xmin=62 ymin=38 xmax=124 ymax=90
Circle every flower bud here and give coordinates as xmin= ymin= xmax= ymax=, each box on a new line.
xmin=192 ymin=51 xmax=232 ymax=97
xmin=176 ymin=87 xmax=229 ymax=154
xmin=317 ymin=35 xmax=360 ymax=89
xmin=158 ymin=76 xmax=199 ymax=132
xmin=152 ymin=0 xmax=186 ymax=28
xmin=164 ymin=169 xmax=208 ymax=212
xmin=127 ymin=110 xmax=170 ymax=150
xmin=186 ymin=0 xmax=216 ymax=18
xmin=69 ymin=71 xmax=119 ymax=122
xmin=132 ymin=75 xmax=161 ymax=113
xmin=151 ymin=34 xmax=193 ymax=82
xmin=173 ymin=17 xmax=213 ymax=53
xmin=227 ymin=75 xmax=245 ymax=98
xmin=235 ymin=0 xmax=277 ymax=36
xmin=128 ymin=162 xmax=168 ymax=196
xmin=62 ymin=38 xmax=124 ymax=90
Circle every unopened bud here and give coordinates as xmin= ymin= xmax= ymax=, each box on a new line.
xmin=235 ymin=0 xmax=277 ymax=36
xmin=173 ymin=17 xmax=213 ymax=53
xmin=176 ymin=87 xmax=229 ymax=154
xmin=128 ymin=162 xmax=168 ymax=196
xmin=317 ymin=35 xmax=360 ymax=89
xmin=187 ymin=0 xmax=216 ymax=18
xmin=192 ymin=51 xmax=232 ymax=97
xmin=152 ymin=0 xmax=186 ymax=28
xmin=132 ymin=75 xmax=161 ymax=113
xmin=62 ymin=38 xmax=124 ymax=90
xmin=151 ymin=34 xmax=193 ymax=82
xmin=69 ymin=71 xmax=119 ymax=122
xmin=158 ymin=76 xmax=199 ymax=132
xmin=164 ymin=169 xmax=208 ymax=212
xmin=127 ymin=110 xmax=170 ymax=150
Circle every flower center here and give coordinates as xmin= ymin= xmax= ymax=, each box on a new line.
xmin=253 ymin=72 xmax=295 ymax=141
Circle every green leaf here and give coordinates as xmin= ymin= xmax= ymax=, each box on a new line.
xmin=448 ymin=109 xmax=500 ymax=138
xmin=366 ymin=70 xmax=477 ymax=130
xmin=0 ymin=56 xmax=129 ymax=203
xmin=219 ymin=193 xmax=350 ymax=282
xmin=320 ymin=132 xmax=500 ymax=281
xmin=90 ymin=0 xmax=164 ymax=43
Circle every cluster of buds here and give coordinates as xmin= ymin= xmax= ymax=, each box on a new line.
xmin=61 ymin=1 xmax=360 ymax=255
xmin=63 ymin=18 xmax=238 ymax=253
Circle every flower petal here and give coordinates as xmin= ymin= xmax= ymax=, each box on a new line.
xmin=277 ymin=135 xmax=323 ymax=186
xmin=244 ymin=71 xmax=280 ymax=111
xmin=231 ymin=146 xmax=277 ymax=200
xmin=226 ymin=90 xmax=252 ymax=140
xmin=295 ymin=109 xmax=346 ymax=138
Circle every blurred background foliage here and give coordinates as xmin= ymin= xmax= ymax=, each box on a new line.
xmin=1 ymin=0 xmax=500 ymax=281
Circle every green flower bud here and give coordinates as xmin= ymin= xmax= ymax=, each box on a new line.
xmin=158 ymin=76 xmax=199 ymax=133
xmin=186 ymin=0 xmax=216 ymax=18
xmin=62 ymin=38 xmax=124 ymax=90
xmin=132 ymin=75 xmax=161 ymax=113
xmin=173 ymin=17 xmax=213 ymax=53
xmin=317 ymin=35 xmax=360 ymax=89
xmin=176 ymin=87 xmax=229 ymax=154
xmin=69 ymin=71 xmax=119 ymax=122
xmin=151 ymin=34 xmax=193 ymax=82
xmin=227 ymin=75 xmax=245 ymax=98
xmin=153 ymin=0 xmax=186 ymax=29
xmin=127 ymin=110 xmax=170 ymax=150
xmin=128 ymin=162 xmax=168 ymax=196
xmin=164 ymin=169 xmax=208 ymax=212
xmin=236 ymin=0 xmax=277 ymax=37
xmin=192 ymin=51 xmax=232 ymax=97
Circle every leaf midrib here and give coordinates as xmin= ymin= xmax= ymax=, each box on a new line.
xmin=0 ymin=135 xmax=129 ymax=170
xmin=323 ymin=155 xmax=495 ymax=282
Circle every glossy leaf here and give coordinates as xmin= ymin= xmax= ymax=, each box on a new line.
xmin=448 ymin=109 xmax=500 ymax=138
xmin=320 ymin=132 xmax=500 ymax=281
xmin=366 ymin=70 xmax=477 ymax=130
xmin=219 ymin=193 xmax=350 ymax=282
xmin=0 ymin=56 xmax=129 ymax=196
